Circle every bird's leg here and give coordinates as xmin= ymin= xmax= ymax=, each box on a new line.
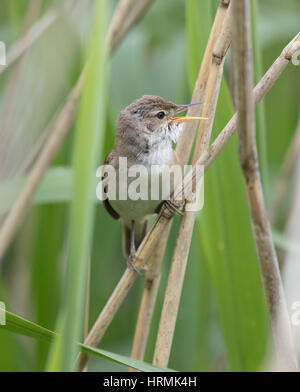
xmin=127 ymin=220 xmax=144 ymax=275
xmin=164 ymin=199 xmax=185 ymax=217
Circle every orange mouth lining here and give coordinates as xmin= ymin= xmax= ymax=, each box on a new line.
xmin=169 ymin=116 xmax=208 ymax=123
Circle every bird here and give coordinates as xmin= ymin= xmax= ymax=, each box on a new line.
xmin=102 ymin=95 xmax=205 ymax=272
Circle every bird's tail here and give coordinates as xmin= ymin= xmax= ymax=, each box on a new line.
xmin=122 ymin=220 xmax=148 ymax=257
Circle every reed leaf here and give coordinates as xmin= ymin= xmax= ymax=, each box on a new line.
xmin=46 ymin=0 xmax=108 ymax=371
xmin=0 ymin=310 xmax=173 ymax=372
xmin=186 ymin=1 xmax=269 ymax=371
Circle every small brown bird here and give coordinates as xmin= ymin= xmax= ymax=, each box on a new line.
xmin=103 ymin=95 xmax=205 ymax=271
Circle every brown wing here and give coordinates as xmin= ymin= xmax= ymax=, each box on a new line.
xmin=102 ymin=150 xmax=120 ymax=220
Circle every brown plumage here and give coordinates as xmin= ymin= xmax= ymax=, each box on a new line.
xmin=102 ymin=95 xmax=204 ymax=271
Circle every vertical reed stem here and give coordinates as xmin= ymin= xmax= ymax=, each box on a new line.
xmin=232 ymin=0 xmax=298 ymax=372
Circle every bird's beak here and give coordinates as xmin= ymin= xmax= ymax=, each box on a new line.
xmin=169 ymin=102 xmax=207 ymax=123
xmin=169 ymin=116 xmax=208 ymax=123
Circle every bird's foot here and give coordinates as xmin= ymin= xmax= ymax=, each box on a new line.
xmin=164 ymin=199 xmax=185 ymax=216
xmin=127 ymin=253 xmax=146 ymax=276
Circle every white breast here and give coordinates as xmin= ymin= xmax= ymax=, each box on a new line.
xmin=108 ymin=122 xmax=183 ymax=224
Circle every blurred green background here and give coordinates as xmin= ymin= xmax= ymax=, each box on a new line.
xmin=0 ymin=0 xmax=300 ymax=372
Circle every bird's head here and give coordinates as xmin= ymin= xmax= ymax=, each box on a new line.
xmin=119 ymin=95 xmax=206 ymax=144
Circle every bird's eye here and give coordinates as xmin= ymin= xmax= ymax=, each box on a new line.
xmin=156 ymin=111 xmax=165 ymax=120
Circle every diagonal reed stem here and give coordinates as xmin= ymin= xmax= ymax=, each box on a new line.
xmin=0 ymin=0 xmax=43 ymax=177
xmin=0 ymin=10 xmax=57 ymax=75
xmin=0 ymin=0 xmax=155 ymax=263
xmin=232 ymin=0 xmax=298 ymax=372
xmin=153 ymin=1 xmax=232 ymax=368
xmin=129 ymin=0 xmax=232 ymax=369
xmin=109 ymin=0 xmax=155 ymax=55
xmin=79 ymin=32 xmax=300 ymax=370
xmin=106 ymin=0 xmax=135 ymax=53
xmin=128 ymin=222 xmax=172 ymax=372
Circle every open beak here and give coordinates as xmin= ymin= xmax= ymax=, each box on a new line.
xmin=169 ymin=116 xmax=208 ymax=123
xmin=169 ymin=102 xmax=208 ymax=123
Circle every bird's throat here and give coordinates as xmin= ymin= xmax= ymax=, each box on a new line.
xmin=137 ymin=140 xmax=174 ymax=167
xmin=132 ymin=122 xmax=182 ymax=167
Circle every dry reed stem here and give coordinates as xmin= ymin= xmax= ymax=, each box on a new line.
xmin=206 ymin=32 xmax=300 ymax=168
xmin=79 ymin=212 xmax=170 ymax=369
xmin=107 ymin=0 xmax=136 ymax=53
xmin=109 ymin=0 xmax=155 ymax=55
xmin=129 ymin=0 xmax=231 ymax=367
xmin=0 ymin=0 xmax=42 ymax=169
xmin=0 ymin=71 xmax=85 ymax=262
xmin=0 ymin=10 xmax=57 ymax=75
xmin=18 ymin=125 xmax=54 ymax=175
xmin=232 ymin=0 xmax=298 ymax=372
xmin=153 ymin=3 xmax=232 ymax=368
xmin=176 ymin=0 xmax=231 ymax=165
xmin=23 ymin=0 xmax=42 ymax=32
xmin=80 ymin=29 xmax=300 ymax=370
xmin=0 ymin=0 xmax=154 ymax=263
xmin=128 ymin=221 xmax=172 ymax=372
